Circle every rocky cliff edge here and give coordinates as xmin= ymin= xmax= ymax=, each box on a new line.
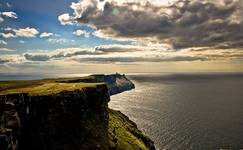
xmin=0 ymin=74 xmax=155 ymax=150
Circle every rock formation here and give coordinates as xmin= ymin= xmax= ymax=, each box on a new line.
xmin=0 ymin=74 xmax=155 ymax=150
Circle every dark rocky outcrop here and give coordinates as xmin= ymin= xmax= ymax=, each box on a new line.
xmin=0 ymin=74 xmax=155 ymax=150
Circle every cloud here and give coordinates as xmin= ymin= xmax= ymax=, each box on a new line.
xmin=24 ymin=45 xmax=137 ymax=62
xmin=0 ymin=32 xmax=16 ymax=38
xmin=13 ymin=27 xmax=39 ymax=37
xmin=0 ymin=48 xmax=14 ymax=52
xmin=73 ymin=29 xmax=91 ymax=37
xmin=95 ymin=44 xmax=144 ymax=53
xmin=0 ymin=59 xmax=9 ymax=64
xmin=40 ymin=32 xmax=54 ymax=38
xmin=22 ymin=44 xmax=210 ymax=63
xmin=72 ymin=55 xmax=207 ymax=63
xmin=0 ymin=40 xmax=7 ymax=45
xmin=0 ymin=41 xmax=238 ymax=67
xmin=51 ymin=48 xmax=99 ymax=58
xmin=24 ymin=54 xmax=50 ymax=61
xmin=62 ymin=0 xmax=243 ymax=50
xmin=0 ymin=55 xmax=25 ymax=64
xmin=1 ymin=11 xmax=17 ymax=19
xmin=1 ymin=27 xmax=39 ymax=38
xmin=19 ymin=40 xmax=25 ymax=44
xmin=23 ymin=47 xmax=99 ymax=61
xmin=3 ymin=27 xmax=13 ymax=31
xmin=47 ymin=38 xmax=75 ymax=44
xmin=6 ymin=3 xmax=12 ymax=8
xmin=0 ymin=16 xmax=3 ymax=23
xmin=58 ymin=13 xmax=74 ymax=25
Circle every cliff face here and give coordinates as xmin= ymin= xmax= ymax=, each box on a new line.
xmin=58 ymin=73 xmax=135 ymax=95
xmin=0 ymin=74 xmax=155 ymax=150
xmin=0 ymin=84 xmax=110 ymax=150
xmin=91 ymin=74 xmax=135 ymax=95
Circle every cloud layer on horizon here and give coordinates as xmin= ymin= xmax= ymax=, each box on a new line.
xmin=1 ymin=44 xmax=242 ymax=65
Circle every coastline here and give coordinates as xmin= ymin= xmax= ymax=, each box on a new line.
xmin=0 ymin=74 xmax=155 ymax=150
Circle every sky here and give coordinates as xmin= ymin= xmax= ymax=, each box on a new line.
xmin=0 ymin=0 xmax=243 ymax=74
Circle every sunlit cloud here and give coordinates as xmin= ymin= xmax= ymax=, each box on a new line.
xmin=0 ymin=11 xmax=17 ymax=19
xmin=73 ymin=29 xmax=91 ymax=38
xmin=13 ymin=27 xmax=39 ymax=37
xmin=58 ymin=13 xmax=74 ymax=25
xmin=2 ymin=27 xmax=39 ymax=38
xmin=40 ymin=32 xmax=54 ymax=38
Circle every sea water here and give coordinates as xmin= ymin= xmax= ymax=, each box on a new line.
xmin=109 ymin=73 xmax=243 ymax=150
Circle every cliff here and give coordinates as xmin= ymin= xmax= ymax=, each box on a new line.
xmin=0 ymin=74 xmax=155 ymax=150
xmin=90 ymin=73 xmax=135 ymax=95
xmin=56 ymin=73 xmax=135 ymax=95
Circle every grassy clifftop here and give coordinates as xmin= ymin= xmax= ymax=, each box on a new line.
xmin=0 ymin=82 xmax=100 ymax=96
xmin=0 ymin=74 xmax=155 ymax=150
xmin=0 ymin=73 xmax=135 ymax=96
xmin=0 ymin=76 xmax=99 ymax=95
xmin=109 ymin=109 xmax=155 ymax=150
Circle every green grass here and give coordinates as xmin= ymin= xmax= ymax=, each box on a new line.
xmin=108 ymin=109 xmax=149 ymax=150
xmin=0 ymin=82 xmax=101 ymax=96
xmin=0 ymin=77 xmax=103 ymax=96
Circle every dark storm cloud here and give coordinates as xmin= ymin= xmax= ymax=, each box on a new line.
xmin=68 ymin=0 xmax=243 ymax=49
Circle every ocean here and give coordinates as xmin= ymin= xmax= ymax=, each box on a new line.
xmin=109 ymin=73 xmax=243 ymax=150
